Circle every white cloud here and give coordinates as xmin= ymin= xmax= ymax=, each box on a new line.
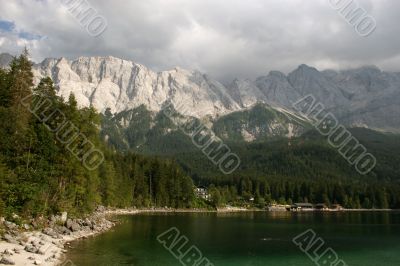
xmin=0 ymin=0 xmax=399 ymax=81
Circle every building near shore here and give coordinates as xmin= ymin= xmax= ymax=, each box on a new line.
xmin=331 ymin=204 xmax=344 ymax=211
xmin=267 ymin=204 xmax=291 ymax=211
xmin=291 ymin=203 xmax=314 ymax=211
xmin=315 ymin=203 xmax=329 ymax=211
xmin=194 ymin=186 xmax=211 ymax=201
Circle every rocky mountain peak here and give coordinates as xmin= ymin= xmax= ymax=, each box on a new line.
xmin=22 ymin=54 xmax=400 ymax=133
xmin=267 ymin=70 xmax=287 ymax=80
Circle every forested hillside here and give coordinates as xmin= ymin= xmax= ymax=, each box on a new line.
xmin=0 ymin=51 xmax=196 ymax=219
xmin=175 ymin=130 xmax=400 ymax=209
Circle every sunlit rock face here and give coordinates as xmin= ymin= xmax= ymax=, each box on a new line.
xmin=33 ymin=56 xmax=240 ymax=118
xmin=26 ymin=53 xmax=400 ymax=133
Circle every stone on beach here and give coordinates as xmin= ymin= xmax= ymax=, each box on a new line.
xmin=0 ymin=207 xmax=121 ymax=266
xmin=11 ymin=249 xmax=20 ymax=254
xmin=42 ymin=228 xmax=59 ymax=239
xmin=0 ymin=256 xmax=15 ymax=265
xmin=2 ymin=249 xmax=13 ymax=256
xmin=66 ymin=219 xmax=81 ymax=232
xmin=2 ymin=235 xmax=18 ymax=245
xmin=3 ymin=222 xmax=17 ymax=230
xmin=24 ymin=244 xmax=38 ymax=253
xmin=61 ymin=212 xmax=68 ymax=224
xmin=36 ymin=247 xmax=46 ymax=255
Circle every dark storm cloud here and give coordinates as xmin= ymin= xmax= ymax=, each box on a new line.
xmin=0 ymin=0 xmax=399 ymax=81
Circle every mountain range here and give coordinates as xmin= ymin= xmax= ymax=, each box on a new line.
xmin=1 ymin=53 xmax=399 ymax=147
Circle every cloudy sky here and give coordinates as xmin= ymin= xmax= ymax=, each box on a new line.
xmin=0 ymin=0 xmax=399 ymax=81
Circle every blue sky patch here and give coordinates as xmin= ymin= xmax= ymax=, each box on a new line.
xmin=0 ymin=20 xmax=15 ymax=32
xmin=19 ymin=31 xmax=42 ymax=40
xmin=0 ymin=19 xmax=41 ymax=40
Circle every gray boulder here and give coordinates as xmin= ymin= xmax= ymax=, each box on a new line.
xmin=60 ymin=212 xmax=68 ymax=223
xmin=4 ymin=221 xmax=17 ymax=230
xmin=2 ymin=249 xmax=13 ymax=256
xmin=42 ymin=228 xmax=59 ymax=238
xmin=54 ymin=225 xmax=71 ymax=235
xmin=0 ymin=256 xmax=15 ymax=265
xmin=2 ymin=234 xmax=18 ymax=244
xmin=66 ymin=219 xmax=81 ymax=232
xmin=24 ymin=244 xmax=38 ymax=253
xmin=96 ymin=205 xmax=106 ymax=212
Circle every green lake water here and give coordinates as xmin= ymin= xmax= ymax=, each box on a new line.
xmin=67 ymin=211 xmax=400 ymax=266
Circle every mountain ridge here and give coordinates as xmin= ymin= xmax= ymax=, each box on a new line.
xmin=1 ymin=52 xmax=399 ymax=133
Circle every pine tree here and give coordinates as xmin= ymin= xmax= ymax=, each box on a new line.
xmin=8 ymin=49 xmax=34 ymax=159
xmin=34 ymin=77 xmax=57 ymax=99
xmin=0 ymin=67 xmax=12 ymax=107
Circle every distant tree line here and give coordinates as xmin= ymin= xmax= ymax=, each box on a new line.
xmin=203 ymin=176 xmax=399 ymax=209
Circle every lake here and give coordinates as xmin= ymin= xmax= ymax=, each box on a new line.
xmin=67 ymin=211 xmax=400 ymax=266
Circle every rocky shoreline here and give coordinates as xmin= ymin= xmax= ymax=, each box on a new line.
xmin=0 ymin=207 xmax=117 ymax=266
